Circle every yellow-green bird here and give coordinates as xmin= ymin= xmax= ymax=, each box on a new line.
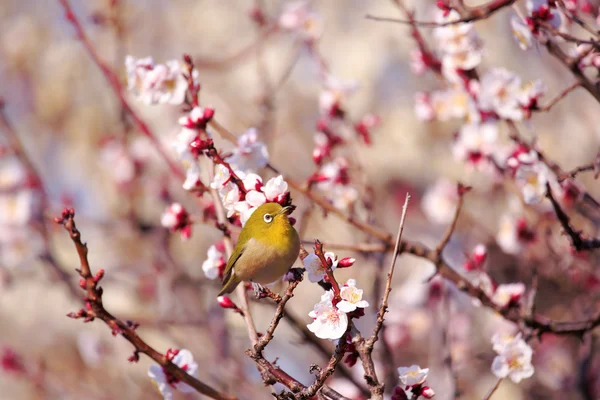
xmin=218 ymin=202 xmax=300 ymax=296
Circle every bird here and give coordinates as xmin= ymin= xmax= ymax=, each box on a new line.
xmin=218 ymin=202 xmax=300 ymax=296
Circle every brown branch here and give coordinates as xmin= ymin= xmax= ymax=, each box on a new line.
xmin=535 ymin=82 xmax=581 ymax=112
xmin=366 ymin=0 xmax=516 ymax=27
xmin=280 ymin=309 xmax=371 ymax=398
xmin=57 ymin=0 xmax=192 ymax=184
xmin=0 ymin=101 xmax=78 ymax=298
xmin=539 ymin=21 xmax=600 ymax=49
xmin=367 ymin=193 xmax=410 ymax=350
xmin=349 ymin=193 xmax=411 ymax=399
xmin=434 ymin=184 xmax=467 ymax=259
xmin=300 ymin=341 xmax=348 ymax=399
xmin=545 ymin=183 xmax=600 ymax=251
xmin=483 ymin=378 xmax=503 ymax=400
xmin=55 ymin=209 xmax=235 ymax=400
xmin=559 ymin=151 xmax=600 ymax=181
xmin=314 ymin=240 xmax=341 ymax=298
xmin=544 ymin=38 xmax=600 ymax=104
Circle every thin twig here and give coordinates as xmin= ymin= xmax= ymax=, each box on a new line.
xmin=366 ymin=0 xmax=517 ymax=27
xmin=535 ymin=82 xmax=581 ymax=112
xmin=483 ymin=378 xmax=503 ymax=400
xmin=367 ymin=193 xmax=411 ymax=349
xmin=55 ymin=210 xmax=235 ymax=400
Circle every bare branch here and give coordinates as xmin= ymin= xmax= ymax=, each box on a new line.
xmin=367 ymin=193 xmax=411 ymax=349
xmin=366 ymin=0 xmax=517 ymax=27
xmin=55 ymin=209 xmax=236 ymax=400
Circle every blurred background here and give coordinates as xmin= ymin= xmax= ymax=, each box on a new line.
xmin=1 ymin=0 xmax=600 ymax=399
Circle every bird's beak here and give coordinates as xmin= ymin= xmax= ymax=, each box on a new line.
xmin=279 ymin=205 xmax=294 ymax=216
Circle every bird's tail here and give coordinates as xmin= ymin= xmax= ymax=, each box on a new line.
xmin=218 ymin=273 xmax=241 ymax=297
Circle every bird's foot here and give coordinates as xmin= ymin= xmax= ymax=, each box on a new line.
xmin=251 ymin=282 xmax=264 ymax=298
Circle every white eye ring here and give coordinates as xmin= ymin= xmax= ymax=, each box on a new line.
xmin=263 ymin=213 xmax=273 ymax=223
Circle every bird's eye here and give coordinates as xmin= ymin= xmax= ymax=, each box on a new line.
xmin=263 ymin=213 xmax=273 ymax=223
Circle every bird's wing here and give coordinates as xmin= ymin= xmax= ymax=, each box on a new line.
xmin=220 ymin=239 xmax=246 ymax=293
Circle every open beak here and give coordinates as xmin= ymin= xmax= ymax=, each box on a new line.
xmin=279 ymin=205 xmax=294 ymax=216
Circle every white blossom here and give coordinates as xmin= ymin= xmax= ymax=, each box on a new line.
xmin=263 ymin=175 xmax=288 ymax=202
xmin=227 ymin=128 xmax=269 ymax=172
xmin=331 ymin=185 xmax=359 ymax=211
xmin=99 ymin=140 xmax=136 ymax=185
xmin=477 ymin=68 xmax=525 ymax=120
xmin=202 ymin=244 xmax=225 ymax=280
xmin=515 ymin=162 xmax=551 ymax=204
xmin=496 ymin=215 xmax=524 ymax=255
xmin=173 ymin=127 xmax=198 ymax=163
xmin=452 ymin=121 xmax=499 ymax=165
xmin=491 ymin=333 xmax=535 ymax=383
xmin=307 ymin=291 xmax=348 ymax=340
xmin=303 ymin=253 xmax=337 ymax=283
xmin=492 ymin=283 xmax=526 ymax=308
xmin=278 ymin=1 xmax=323 ymax=42
xmin=511 ymin=16 xmax=533 ymax=50
xmin=182 ymin=161 xmax=202 ymax=191
xmin=319 ymin=75 xmax=359 ymax=115
xmin=125 ymin=56 xmax=189 ymax=105
xmin=0 ymin=190 xmax=36 ymax=226
xmin=433 ymin=10 xmax=484 ymax=73
xmin=148 ymin=349 xmax=199 ymax=399
xmin=397 ymin=364 xmax=429 ymax=387
xmin=421 ymin=179 xmax=458 ymax=225
xmin=337 ymin=279 xmax=369 ymax=313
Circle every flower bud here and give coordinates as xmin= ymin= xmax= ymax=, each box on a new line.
xmin=337 ymin=257 xmax=356 ymax=268
xmin=421 ymin=386 xmax=435 ymax=399
xmin=472 ymin=244 xmax=487 ymax=264
xmin=217 ymin=296 xmax=237 ymax=309
xmin=203 ymin=107 xmax=215 ymax=121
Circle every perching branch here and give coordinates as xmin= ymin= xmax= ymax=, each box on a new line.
xmin=55 ymin=209 xmax=236 ymax=400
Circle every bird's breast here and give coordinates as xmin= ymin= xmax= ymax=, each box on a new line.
xmin=235 ymin=235 xmax=300 ymax=284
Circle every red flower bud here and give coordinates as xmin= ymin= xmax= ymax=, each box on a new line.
xmin=203 ymin=107 xmax=215 ymax=121
xmin=337 ymin=257 xmax=356 ymax=268
xmin=421 ymin=386 xmax=435 ymax=399
xmin=217 ymin=296 xmax=237 ymax=309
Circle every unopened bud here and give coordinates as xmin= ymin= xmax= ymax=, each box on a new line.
xmin=337 ymin=257 xmax=356 ymax=268
xmin=203 ymin=107 xmax=215 ymax=121
xmin=217 ymin=296 xmax=237 ymax=309
xmin=472 ymin=244 xmax=487 ymax=265
xmin=94 ymin=269 xmax=105 ymax=282
xmin=421 ymin=386 xmax=435 ymax=399
xmin=79 ymin=279 xmax=86 ymax=289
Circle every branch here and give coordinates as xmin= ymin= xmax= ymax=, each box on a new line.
xmin=434 ymin=184 xmax=468 ymax=259
xmin=483 ymin=378 xmax=503 ymax=400
xmin=367 ymin=193 xmax=411 ymax=349
xmin=0 ymin=101 xmax=78 ymax=298
xmin=544 ymin=38 xmax=600 ymax=104
xmin=55 ymin=209 xmax=235 ymax=400
xmin=545 ymin=183 xmax=600 ymax=251
xmin=366 ymin=0 xmax=517 ymax=27
xmin=57 ymin=0 xmax=190 ymax=183
xmin=535 ymin=82 xmax=581 ymax=112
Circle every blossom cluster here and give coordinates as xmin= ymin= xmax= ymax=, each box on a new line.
xmin=125 ymin=56 xmax=194 ymax=105
xmin=394 ymin=365 xmax=435 ymax=399
xmin=491 ymin=333 xmax=535 ymax=383
xmin=307 ymin=279 xmax=368 ymax=340
xmin=147 ymin=349 xmax=199 ymax=400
